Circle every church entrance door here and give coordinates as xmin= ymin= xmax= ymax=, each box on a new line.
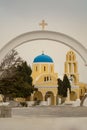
xmin=45 ymin=91 xmax=54 ymax=105
xmin=33 ymin=91 xmax=43 ymax=102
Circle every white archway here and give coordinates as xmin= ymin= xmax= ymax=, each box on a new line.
xmin=0 ymin=30 xmax=87 ymax=65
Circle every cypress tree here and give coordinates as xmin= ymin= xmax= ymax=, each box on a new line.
xmin=58 ymin=74 xmax=71 ymax=98
xmin=63 ymin=74 xmax=71 ymax=94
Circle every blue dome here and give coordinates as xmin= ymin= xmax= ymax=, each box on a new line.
xmin=33 ymin=53 xmax=53 ymax=63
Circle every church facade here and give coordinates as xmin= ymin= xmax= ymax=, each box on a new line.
xmin=30 ymin=50 xmax=87 ymax=105
xmin=31 ymin=52 xmax=58 ymax=105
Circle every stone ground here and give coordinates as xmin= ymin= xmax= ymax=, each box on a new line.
xmin=12 ymin=106 xmax=87 ymax=117
xmin=0 ymin=106 xmax=87 ymax=130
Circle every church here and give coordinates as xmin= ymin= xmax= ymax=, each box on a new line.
xmin=30 ymin=50 xmax=87 ymax=105
xmin=31 ymin=52 xmax=58 ymax=105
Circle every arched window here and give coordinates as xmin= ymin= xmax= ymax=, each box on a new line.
xmin=69 ymin=55 xmax=71 ymax=61
xmin=47 ymin=76 xmax=49 ymax=81
xmin=36 ymin=66 xmax=38 ymax=71
xmin=44 ymin=77 xmax=46 ymax=81
xmin=44 ymin=66 xmax=46 ymax=71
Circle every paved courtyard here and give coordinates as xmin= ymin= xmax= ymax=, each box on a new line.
xmin=12 ymin=106 xmax=87 ymax=117
xmin=0 ymin=106 xmax=87 ymax=130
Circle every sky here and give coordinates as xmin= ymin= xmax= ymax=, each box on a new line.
xmin=0 ymin=0 xmax=87 ymax=82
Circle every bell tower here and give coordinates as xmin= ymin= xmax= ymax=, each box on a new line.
xmin=64 ymin=50 xmax=79 ymax=85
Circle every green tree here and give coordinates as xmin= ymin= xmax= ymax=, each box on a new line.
xmin=58 ymin=74 xmax=71 ymax=98
xmin=16 ymin=62 xmax=32 ymax=85
xmin=0 ymin=50 xmax=35 ymax=101
xmin=0 ymin=62 xmax=34 ymax=101
xmin=0 ymin=77 xmax=17 ymax=101
xmin=14 ymin=61 xmax=34 ymax=98
xmin=63 ymin=74 xmax=71 ymax=95
xmin=0 ymin=49 xmax=22 ymax=79
xmin=58 ymin=78 xmax=63 ymax=96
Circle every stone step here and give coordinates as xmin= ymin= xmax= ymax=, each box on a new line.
xmin=12 ymin=106 xmax=87 ymax=117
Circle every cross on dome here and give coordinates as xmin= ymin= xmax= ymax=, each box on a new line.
xmin=42 ymin=51 xmax=44 ymax=55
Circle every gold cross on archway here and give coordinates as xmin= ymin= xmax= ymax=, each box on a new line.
xmin=39 ymin=20 xmax=48 ymax=30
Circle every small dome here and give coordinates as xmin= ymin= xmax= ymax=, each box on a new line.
xmin=33 ymin=53 xmax=53 ymax=63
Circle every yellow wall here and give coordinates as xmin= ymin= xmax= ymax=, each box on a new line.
xmin=31 ymin=62 xmax=58 ymax=105
xmin=65 ymin=50 xmax=87 ymax=101
xmin=32 ymin=63 xmax=57 ymax=86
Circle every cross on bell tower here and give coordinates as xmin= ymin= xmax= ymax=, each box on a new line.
xmin=39 ymin=20 xmax=48 ymax=30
